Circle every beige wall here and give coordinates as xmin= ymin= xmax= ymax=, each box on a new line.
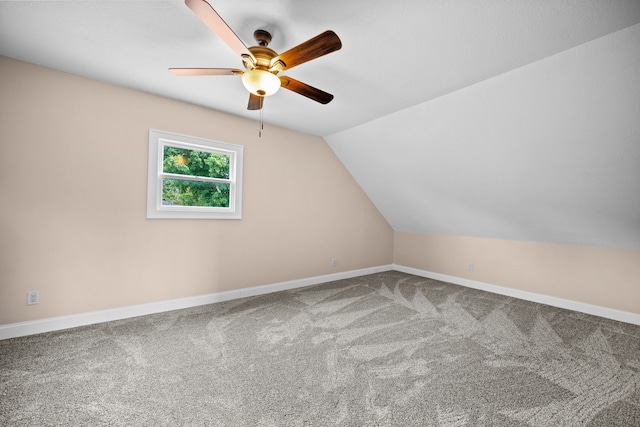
xmin=0 ymin=57 xmax=394 ymax=325
xmin=394 ymin=231 xmax=640 ymax=315
xmin=2 ymin=56 xmax=637 ymax=328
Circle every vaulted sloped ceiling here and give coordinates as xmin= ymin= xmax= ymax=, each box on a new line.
xmin=1 ymin=1 xmax=639 ymax=249
xmin=326 ymin=23 xmax=640 ymax=249
xmin=1 ymin=1 xmax=639 ymax=137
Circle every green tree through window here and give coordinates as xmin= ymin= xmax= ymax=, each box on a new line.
xmin=162 ymin=146 xmax=231 ymax=208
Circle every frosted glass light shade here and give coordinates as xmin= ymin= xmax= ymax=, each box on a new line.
xmin=241 ymin=69 xmax=281 ymax=96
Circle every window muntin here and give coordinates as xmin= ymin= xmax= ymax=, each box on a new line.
xmin=147 ymin=130 xmax=243 ymax=219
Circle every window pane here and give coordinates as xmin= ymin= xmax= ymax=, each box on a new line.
xmin=162 ymin=178 xmax=230 ymax=208
xmin=162 ymin=146 xmax=230 ymax=179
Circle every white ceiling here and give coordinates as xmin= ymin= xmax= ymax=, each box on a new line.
xmin=1 ymin=0 xmax=639 ymax=137
xmin=2 ymin=1 xmax=640 ymax=250
xmin=327 ymin=22 xmax=640 ymax=249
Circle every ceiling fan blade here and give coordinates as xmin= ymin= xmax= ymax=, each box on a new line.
xmin=169 ymin=68 xmax=243 ymax=76
xmin=185 ymin=0 xmax=256 ymax=66
xmin=271 ymin=30 xmax=341 ymax=71
xmin=279 ymin=76 xmax=334 ymax=104
xmin=247 ymin=93 xmax=264 ymax=110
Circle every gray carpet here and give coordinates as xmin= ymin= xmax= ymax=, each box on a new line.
xmin=1 ymin=271 xmax=639 ymax=426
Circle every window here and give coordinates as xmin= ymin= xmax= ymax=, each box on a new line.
xmin=147 ymin=129 xmax=243 ymax=219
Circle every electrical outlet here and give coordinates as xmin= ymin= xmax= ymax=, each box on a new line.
xmin=468 ymin=263 xmax=474 ymax=271
xmin=27 ymin=291 xmax=39 ymax=305
xmin=331 ymin=258 xmax=337 ymax=267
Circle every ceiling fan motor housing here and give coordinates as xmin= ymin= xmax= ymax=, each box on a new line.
xmin=247 ymin=45 xmax=278 ymax=70
xmin=242 ymin=30 xmax=285 ymax=73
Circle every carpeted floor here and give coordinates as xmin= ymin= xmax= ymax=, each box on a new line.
xmin=1 ymin=271 xmax=639 ymax=426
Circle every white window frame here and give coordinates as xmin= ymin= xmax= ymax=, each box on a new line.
xmin=146 ymin=129 xmax=243 ymax=219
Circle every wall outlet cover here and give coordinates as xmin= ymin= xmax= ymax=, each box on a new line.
xmin=27 ymin=291 xmax=39 ymax=305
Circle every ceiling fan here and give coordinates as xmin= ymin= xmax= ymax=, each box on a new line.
xmin=170 ymin=0 xmax=342 ymax=110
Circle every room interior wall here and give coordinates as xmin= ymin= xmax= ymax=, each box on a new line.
xmin=2 ymin=22 xmax=639 ymax=330
xmin=394 ymin=231 xmax=640 ymax=315
xmin=0 ymin=56 xmax=394 ymax=326
xmin=324 ymin=24 xmax=640 ymax=319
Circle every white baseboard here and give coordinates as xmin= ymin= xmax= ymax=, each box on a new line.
xmin=392 ymin=264 xmax=640 ymax=326
xmin=2 ymin=263 xmax=637 ymax=340
xmin=0 ymin=265 xmax=393 ymax=340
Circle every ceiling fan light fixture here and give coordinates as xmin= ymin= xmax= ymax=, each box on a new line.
xmin=241 ymin=69 xmax=281 ymax=97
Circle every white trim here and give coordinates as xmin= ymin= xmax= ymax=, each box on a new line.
xmin=3 ymin=263 xmax=637 ymax=340
xmin=392 ymin=264 xmax=640 ymax=326
xmin=0 ymin=265 xmax=393 ymax=340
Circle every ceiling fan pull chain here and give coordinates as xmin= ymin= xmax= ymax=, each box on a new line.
xmin=259 ymin=105 xmax=264 ymax=137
